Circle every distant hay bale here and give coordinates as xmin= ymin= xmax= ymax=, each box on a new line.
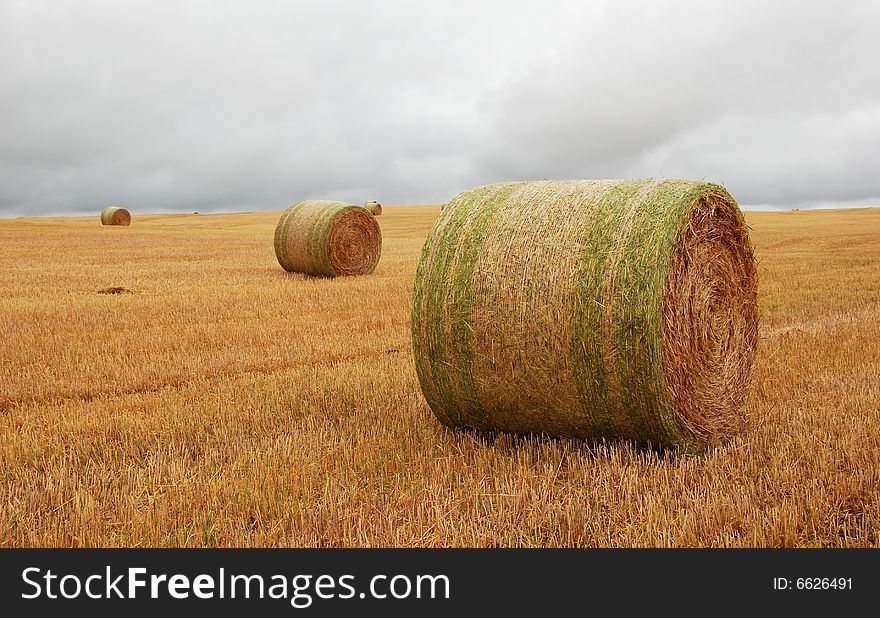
xmin=412 ymin=179 xmax=758 ymax=451
xmin=364 ymin=200 xmax=383 ymax=216
xmin=100 ymin=206 xmax=131 ymax=226
xmin=274 ymin=200 xmax=381 ymax=277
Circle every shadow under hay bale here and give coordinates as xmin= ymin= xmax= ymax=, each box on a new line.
xmin=274 ymin=200 xmax=381 ymax=277
xmin=412 ymin=178 xmax=758 ymax=451
xmin=97 ymin=286 xmax=135 ymax=295
xmin=100 ymin=206 xmax=131 ymax=226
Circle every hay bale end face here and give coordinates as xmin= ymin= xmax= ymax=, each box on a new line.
xmin=364 ymin=200 xmax=383 ymax=216
xmin=274 ymin=200 xmax=381 ymax=277
xmin=100 ymin=206 xmax=131 ymax=226
xmin=412 ymin=179 xmax=758 ymax=451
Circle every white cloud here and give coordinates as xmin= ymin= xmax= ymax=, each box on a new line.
xmin=1 ymin=0 xmax=879 ymax=215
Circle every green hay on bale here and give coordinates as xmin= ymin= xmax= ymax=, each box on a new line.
xmin=100 ymin=206 xmax=131 ymax=226
xmin=274 ymin=200 xmax=382 ymax=277
xmin=411 ymin=179 xmax=758 ymax=451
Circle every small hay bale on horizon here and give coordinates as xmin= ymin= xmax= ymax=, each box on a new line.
xmin=364 ymin=200 xmax=383 ymax=216
xmin=412 ymin=178 xmax=758 ymax=451
xmin=274 ymin=200 xmax=381 ymax=277
xmin=100 ymin=206 xmax=131 ymax=226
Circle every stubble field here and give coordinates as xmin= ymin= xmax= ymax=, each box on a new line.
xmin=1 ymin=205 xmax=878 ymax=547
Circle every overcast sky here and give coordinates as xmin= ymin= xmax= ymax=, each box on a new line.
xmin=1 ymin=0 xmax=879 ymax=216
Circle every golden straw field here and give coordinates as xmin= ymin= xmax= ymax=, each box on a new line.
xmin=1 ymin=206 xmax=878 ymax=547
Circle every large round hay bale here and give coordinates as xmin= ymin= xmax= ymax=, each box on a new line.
xmin=364 ymin=200 xmax=383 ymax=216
xmin=100 ymin=206 xmax=131 ymax=226
xmin=274 ymin=200 xmax=381 ymax=277
xmin=412 ymin=179 xmax=758 ymax=451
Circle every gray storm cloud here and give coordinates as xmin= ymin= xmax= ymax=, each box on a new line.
xmin=1 ymin=0 xmax=878 ymax=216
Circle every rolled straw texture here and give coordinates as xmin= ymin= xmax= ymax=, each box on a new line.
xmin=411 ymin=179 xmax=758 ymax=450
xmin=274 ymin=200 xmax=381 ymax=277
xmin=100 ymin=206 xmax=131 ymax=226
xmin=365 ymin=201 xmax=383 ymax=216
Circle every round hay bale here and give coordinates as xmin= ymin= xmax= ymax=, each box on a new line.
xmin=412 ymin=179 xmax=758 ymax=451
xmin=100 ymin=206 xmax=131 ymax=226
xmin=364 ymin=200 xmax=383 ymax=216
xmin=274 ymin=200 xmax=381 ymax=277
